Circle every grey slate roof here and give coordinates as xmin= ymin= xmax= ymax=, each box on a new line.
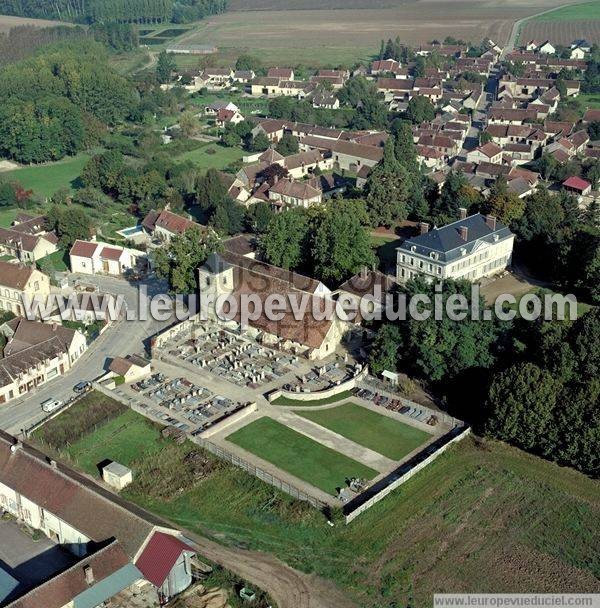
xmin=398 ymin=213 xmax=513 ymax=264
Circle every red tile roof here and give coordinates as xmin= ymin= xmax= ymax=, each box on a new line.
xmin=135 ymin=532 xmax=195 ymax=588
xmin=562 ymin=176 xmax=591 ymax=191
xmin=70 ymin=240 xmax=98 ymax=258
xmin=100 ymin=246 xmax=123 ymax=261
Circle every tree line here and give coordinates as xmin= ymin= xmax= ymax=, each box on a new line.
xmin=0 ymin=0 xmax=227 ymax=23
xmin=368 ymin=279 xmax=599 ymax=478
xmin=0 ymin=41 xmax=137 ymax=163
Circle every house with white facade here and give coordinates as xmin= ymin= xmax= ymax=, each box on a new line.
xmin=69 ymin=240 xmax=147 ymax=277
xmin=396 ymin=211 xmax=515 ymax=283
xmin=0 ymin=261 xmax=50 ymax=318
xmin=0 ymin=318 xmax=87 ymax=404
xmin=0 ymin=430 xmax=199 ymax=607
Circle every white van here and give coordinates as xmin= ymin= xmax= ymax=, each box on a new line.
xmin=41 ymin=398 xmax=63 ymax=413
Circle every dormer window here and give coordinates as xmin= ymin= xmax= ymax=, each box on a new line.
xmin=430 ymin=252 xmax=438 ymax=260
xmin=461 ymin=248 xmax=467 ymax=256
xmin=411 ymin=246 xmax=416 ymax=253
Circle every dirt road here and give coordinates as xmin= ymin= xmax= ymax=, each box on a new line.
xmin=188 ymin=533 xmax=358 ymax=608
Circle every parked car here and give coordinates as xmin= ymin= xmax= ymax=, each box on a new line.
xmin=41 ymin=398 xmax=63 ymax=413
xmin=73 ymin=381 xmax=91 ymax=393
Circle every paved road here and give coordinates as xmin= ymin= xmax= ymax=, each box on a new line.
xmin=0 ymin=275 xmax=173 ymax=434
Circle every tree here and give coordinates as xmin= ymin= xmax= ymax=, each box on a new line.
xmin=153 ymin=226 xmax=221 ymax=294
xmin=260 ymin=208 xmax=310 ymax=270
xmin=72 ymin=186 xmax=112 ymax=209
xmin=245 ymin=201 xmax=274 ymax=234
xmin=276 ymin=133 xmax=299 ymax=156
xmin=0 ymin=182 xmax=17 ymax=208
xmin=406 ymin=95 xmax=435 ymax=124
xmin=312 ymin=199 xmax=376 ymax=284
xmin=195 ymin=168 xmax=229 ymax=211
xmin=46 ymin=205 xmax=92 ymax=246
xmin=250 ymin=133 xmax=270 ymax=152
xmin=482 ymin=176 xmax=525 ymax=225
xmin=365 ymin=138 xmax=410 ymax=227
xmin=209 ymin=198 xmax=245 ymax=236
xmin=222 ymin=127 xmax=241 ymax=147
xmin=81 ymin=150 xmax=124 ymax=193
xmin=368 ymin=324 xmax=402 ymax=375
xmin=179 ymin=111 xmax=200 ymax=138
xmin=433 ymin=170 xmax=481 ymax=219
xmin=235 ymin=54 xmax=261 ymax=72
xmin=588 ymin=120 xmax=600 ymax=140
xmin=156 ymin=50 xmax=175 ymax=84
xmin=484 ymin=362 xmax=561 ymax=453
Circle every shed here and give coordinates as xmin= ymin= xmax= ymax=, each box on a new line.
xmin=102 ymin=461 xmax=133 ymax=490
xmin=562 ymin=176 xmax=591 ymax=196
xmin=382 ymin=370 xmax=400 ymax=385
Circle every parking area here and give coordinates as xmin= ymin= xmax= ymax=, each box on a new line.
xmin=124 ymin=372 xmax=248 ymax=435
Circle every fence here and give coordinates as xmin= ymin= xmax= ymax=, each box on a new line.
xmin=197 ymin=438 xmax=327 ymax=511
xmin=344 ymin=425 xmax=471 ymax=523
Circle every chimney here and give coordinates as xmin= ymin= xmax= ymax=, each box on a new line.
xmin=83 ymin=565 xmax=95 ymax=586
xmin=485 ymin=215 xmax=497 ymax=231
xmin=48 ymin=458 xmax=58 ymax=469
xmin=419 ymin=222 xmax=430 ymax=235
xmin=10 ymin=440 xmax=23 ymax=454
xmin=459 ymin=226 xmax=469 ymax=241
xmin=459 ymin=207 xmax=467 ymax=220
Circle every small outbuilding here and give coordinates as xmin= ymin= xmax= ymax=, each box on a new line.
xmin=102 ymin=461 xmax=133 ymax=490
xmin=108 ymin=354 xmax=151 ymax=384
xmin=562 ymin=176 xmax=592 ymax=196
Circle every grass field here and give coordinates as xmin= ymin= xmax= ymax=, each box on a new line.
xmin=38 ymin=402 xmax=600 ymax=606
xmin=577 ymin=93 xmax=600 ymax=110
xmin=297 ymin=403 xmax=430 ymax=461
xmin=175 ymin=0 xmax=577 ymax=66
xmin=122 ymin=433 xmax=600 ymax=607
xmin=64 ymin=409 xmax=163 ymax=476
xmin=226 ymin=416 xmax=377 ymax=494
xmin=272 ymin=390 xmax=353 ymax=406
xmin=527 ymin=1 xmax=600 ymax=21
xmin=0 ymin=207 xmax=19 ymax=228
xmin=2 ymin=154 xmax=90 ymax=199
xmin=175 ymin=143 xmax=244 ymax=171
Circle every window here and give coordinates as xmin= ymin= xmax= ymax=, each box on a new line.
xmin=34 ymin=281 xmax=39 ymax=290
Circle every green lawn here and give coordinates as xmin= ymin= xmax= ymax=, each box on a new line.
xmin=297 ymin=403 xmax=430 ymax=461
xmin=122 ymin=435 xmax=600 ymax=607
xmin=531 ymin=1 xmax=600 ymax=21
xmin=175 ymin=143 xmax=244 ymax=172
xmin=272 ymin=390 xmax=354 ymax=407
xmin=37 ymin=249 xmax=69 ymax=273
xmin=0 ymin=207 xmax=19 ymax=228
xmin=371 ymin=234 xmax=401 ymax=271
xmin=226 ymin=416 xmax=377 ymax=494
xmin=2 ymin=154 xmax=90 ymax=199
xmin=577 ymin=93 xmax=600 ymax=111
xmin=65 ymin=409 xmax=164 ymax=476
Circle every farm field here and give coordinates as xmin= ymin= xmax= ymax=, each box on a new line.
xmin=521 ymin=21 xmax=600 ymax=45
xmin=296 ymin=403 xmax=430 ymax=461
xmin=226 ymin=416 xmax=377 ymax=494
xmin=178 ymin=0 xmax=580 ymax=66
xmin=2 ymin=153 xmax=90 ymax=199
xmin=520 ymin=1 xmax=600 ymax=45
xmin=0 ymin=14 xmax=72 ymax=33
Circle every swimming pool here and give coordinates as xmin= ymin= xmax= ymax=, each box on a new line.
xmin=117 ymin=225 xmax=144 ymax=237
